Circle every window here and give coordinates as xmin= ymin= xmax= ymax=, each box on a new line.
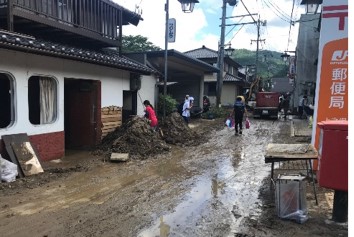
xmin=28 ymin=76 xmax=57 ymax=125
xmin=207 ymin=82 xmax=216 ymax=96
xmin=227 ymin=64 xmax=233 ymax=74
xmin=0 ymin=73 xmax=14 ymax=129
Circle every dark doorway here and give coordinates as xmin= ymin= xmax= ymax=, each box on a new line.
xmin=122 ymin=90 xmax=137 ymax=123
xmin=64 ymin=79 xmax=100 ymax=149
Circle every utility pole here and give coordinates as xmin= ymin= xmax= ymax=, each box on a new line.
xmin=216 ymin=0 xmax=227 ymax=107
xmin=250 ymin=18 xmax=266 ymax=91
xmin=216 ymin=0 xmax=253 ymax=107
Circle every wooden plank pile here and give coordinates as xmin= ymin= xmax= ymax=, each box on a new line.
xmin=101 ymin=106 xmax=122 ymax=139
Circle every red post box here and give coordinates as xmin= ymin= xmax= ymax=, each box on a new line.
xmin=317 ymin=120 xmax=348 ymax=191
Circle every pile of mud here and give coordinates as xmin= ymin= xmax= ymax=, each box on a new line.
xmin=95 ymin=112 xmax=206 ymax=160
xmin=159 ymin=112 xmax=205 ymax=146
xmin=97 ymin=116 xmax=170 ymax=160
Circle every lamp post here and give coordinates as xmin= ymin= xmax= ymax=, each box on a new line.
xmin=281 ymin=50 xmax=296 ymax=62
xmin=281 ymin=50 xmax=297 ymax=112
xmin=163 ymin=0 xmax=199 ymax=120
xmin=224 ymin=43 xmax=235 ymax=56
xmin=216 ymin=0 xmax=238 ymax=107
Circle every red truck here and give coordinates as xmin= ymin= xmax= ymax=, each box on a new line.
xmin=253 ymin=92 xmax=280 ymax=119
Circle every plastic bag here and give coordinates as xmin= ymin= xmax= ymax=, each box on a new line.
xmin=225 ymin=118 xmax=231 ymax=127
xmin=225 ymin=118 xmax=234 ymax=128
xmin=0 ymin=156 xmax=18 ymax=182
xmin=275 ymin=175 xmax=308 ymax=224
xmin=245 ymin=117 xmax=250 ymax=129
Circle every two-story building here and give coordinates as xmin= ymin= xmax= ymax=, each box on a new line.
xmin=184 ymin=45 xmax=247 ymax=107
xmin=0 ymin=0 xmax=158 ymax=161
xmin=0 ymin=1 xmax=221 ymax=163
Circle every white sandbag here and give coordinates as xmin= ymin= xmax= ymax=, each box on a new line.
xmin=0 ymin=156 xmax=18 ymax=183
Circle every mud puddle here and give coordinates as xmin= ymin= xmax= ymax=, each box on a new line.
xmin=138 ymin=121 xmax=279 ymax=236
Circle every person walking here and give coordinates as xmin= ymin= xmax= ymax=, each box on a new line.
xmin=232 ymin=96 xmax=246 ymax=135
xmin=282 ymin=93 xmax=290 ymax=120
xmin=298 ymin=95 xmax=308 ymax=119
xmin=143 ymin=100 xmax=158 ymax=130
xmin=182 ymin=95 xmax=192 ymax=124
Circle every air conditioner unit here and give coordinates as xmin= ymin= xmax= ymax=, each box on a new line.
xmin=130 ymin=75 xmax=141 ymax=91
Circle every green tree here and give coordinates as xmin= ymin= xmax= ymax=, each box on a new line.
xmin=157 ymin=94 xmax=178 ymax=117
xmin=122 ymin=35 xmax=161 ymax=53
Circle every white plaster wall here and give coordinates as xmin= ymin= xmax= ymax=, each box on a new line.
xmin=0 ymin=48 xmax=129 ymax=137
xmin=136 ymin=75 xmax=157 ymax=116
xmin=204 ymin=73 xmax=216 ymax=82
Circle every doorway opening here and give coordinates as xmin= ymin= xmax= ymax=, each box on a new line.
xmin=64 ymin=78 xmax=101 ymax=150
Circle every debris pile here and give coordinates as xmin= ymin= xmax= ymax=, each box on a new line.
xmin=160 ymin=112 xmax=205 ymax=146
xmin=95 ymin=112 xmax=207 ymax=160
xmin=97 ymin=116 xmax=170 ymax=160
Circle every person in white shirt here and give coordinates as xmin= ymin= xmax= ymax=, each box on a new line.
xmin=182 ymin=95 xmax=191 ymax=124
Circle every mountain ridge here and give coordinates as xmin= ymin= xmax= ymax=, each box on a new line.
xmin=232 ymin=49 xmax=288 ymax=78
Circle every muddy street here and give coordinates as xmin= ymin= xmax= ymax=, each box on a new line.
xmin=0 ymin=118 xmax=347 ymax=237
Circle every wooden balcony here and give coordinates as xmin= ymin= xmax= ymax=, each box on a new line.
xmin=0 ymin=0 xmax=142 ymax=48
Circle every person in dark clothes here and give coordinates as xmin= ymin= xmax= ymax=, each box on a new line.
xmin=232 ymin=96 xmax=246 ymax=135
xmin=298 ymin=95 xmax=308 ymax=119
xmin=282 ymin=94 xmax=290 ymax=120
xmin=203 ymin=96 xmax=211 ymax=113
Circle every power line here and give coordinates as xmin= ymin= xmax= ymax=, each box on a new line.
xmin=286 ymin=0 xmax=296 ymax=51
xmin=228 ymin=24 xmax=245 ymax=42
xmin=266 ymin=0 xmax=292 ymax=20
xmin=261 ymin=0 xmax=292 ymax=23
xmin=225 ymin=16 xmax=245 ymax=38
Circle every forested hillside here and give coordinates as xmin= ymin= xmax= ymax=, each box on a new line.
xmin=232 ymin=49 xmax=288 ymax=78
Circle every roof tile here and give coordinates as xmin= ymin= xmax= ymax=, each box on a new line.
xmin=0 ymin=30 xmax=153 ymax=75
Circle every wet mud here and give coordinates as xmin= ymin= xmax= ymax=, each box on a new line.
xmin=0 ymin=117 xmax=348 ymax=237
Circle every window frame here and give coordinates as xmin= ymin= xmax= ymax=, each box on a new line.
xmin=0 ymin=71 xmax=16 ymax=129
xmin=28 ymin=75 xmax=59 ymax=125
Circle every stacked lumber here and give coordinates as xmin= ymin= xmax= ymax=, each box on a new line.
xmin=101 ymin=106 xmax=122 ymax=139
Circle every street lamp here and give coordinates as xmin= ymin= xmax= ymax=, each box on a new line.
xmin=163 ymin=0 xmax=199 ymax=119
xmin=178 ymin=0 xmax=199 ymax=12
xmin=300 ymin=0 xmax=322 ymax=14
xmin=224 ymin=43 xmax=235 ymax=56
xmin=216 ymin=0 xmax=238 ymax=107
xmin=281 ymin=50 xmax=296 ymax=63
xmin=281 ymin=53 xmax=290 ymax=62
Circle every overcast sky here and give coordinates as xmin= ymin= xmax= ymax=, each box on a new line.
xmin=113 ymin=0 xmax=306 ymax=53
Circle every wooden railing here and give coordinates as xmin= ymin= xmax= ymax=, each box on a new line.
xmin=1 ymin=0 xmax=123 ymax=40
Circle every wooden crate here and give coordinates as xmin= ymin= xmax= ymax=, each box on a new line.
xmin=101 ymin=106 xmax=122 ymax=138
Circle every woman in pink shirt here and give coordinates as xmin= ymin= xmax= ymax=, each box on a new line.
xmin=143 ymin=100 xmax=158 ymax=129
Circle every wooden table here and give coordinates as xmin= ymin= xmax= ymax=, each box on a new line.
xmin=264 ymin=143 xmax=318 ymax=205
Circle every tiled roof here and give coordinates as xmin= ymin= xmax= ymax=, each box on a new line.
xmin=0 ymin=30 xmax=154 ymax=75
xmin=185 ymin=45 xmax=242 ymax=68
xmin=224 ymin=73 xmax=242 ymax=82
xmin=184 ymin=45 xmax=218 ymax=59
xmin=144 ymin=49 xmax=219 ymax=73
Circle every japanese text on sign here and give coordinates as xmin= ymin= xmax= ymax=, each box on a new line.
xmin=328 ymin=50 xmax=347 ymax=109
xmin=168 ymin=18 xmax=176 ymax=43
